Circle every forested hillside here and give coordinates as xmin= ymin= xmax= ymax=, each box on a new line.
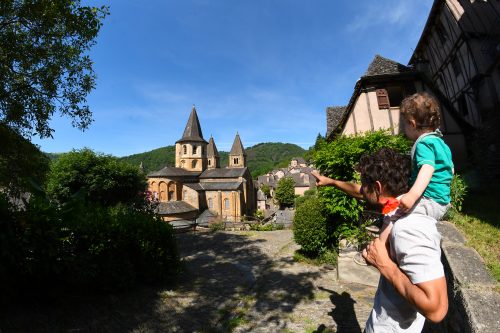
xmin=119 ymin=142 xmax=307 ymax=178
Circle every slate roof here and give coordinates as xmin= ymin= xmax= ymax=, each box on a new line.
xmin=184 ymin=182 xmax=204 ymax=191
xmin=364 ymin=54 xmax=414 ymax=77
xmin=200 ymin=182 xmax=242 ymax=191
xmin=292 ymin=157 xmax=306 ymax=164
xmin=196 ymin=209 xmax=217 ymax=227
xmin=257 ymin=189 xmax=266 ymax=201
xmin=156 ymin=201 xmax=198 ymax=215
xmin=200 ymin=167 xmax=247 ymax=179
xmin=176 ymin=106 xmax=208 ymax=144
xmin=290 ymin=173 xmax=309 ymax=187
xmin=148 ymin=167 xmax=201 ymax=178
xmin=326 ymin=106 xmax=348 ymax=137
xmin=207 ymin=136 xmax=219 ymax=157
xmin=229 ymin=133 xmax=246 ymax=156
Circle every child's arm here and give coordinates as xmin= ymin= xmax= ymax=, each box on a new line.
xmin=399 ymin=164 xmax=435 ymax=212
xmin=311 ymin=171 xmax=363 ymax=199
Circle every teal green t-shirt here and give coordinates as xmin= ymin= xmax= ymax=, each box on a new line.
xmin=410 ymin=135 xmax=454 ymax=204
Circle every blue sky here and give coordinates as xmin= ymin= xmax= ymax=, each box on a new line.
xmin=33 ymin=0 xmax=433 ymax=157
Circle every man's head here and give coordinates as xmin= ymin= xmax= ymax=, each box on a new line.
xmin=356 ymin=148 xmax=410 ymax=206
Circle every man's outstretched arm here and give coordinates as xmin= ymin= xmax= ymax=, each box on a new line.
xmin=363 ymin=238 xmax=448 ymax=323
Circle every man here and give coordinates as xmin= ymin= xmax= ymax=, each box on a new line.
xmin=312 ymin=148 xmax=448 ymax=332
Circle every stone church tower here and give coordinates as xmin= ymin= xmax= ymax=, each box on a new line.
xmin=207 ymin=136 xmax=220 ymax=169
xmin=175 ymin=106 xmax=208 ymax=172
xmin=228 ymin=133 xmax=246 ymax=168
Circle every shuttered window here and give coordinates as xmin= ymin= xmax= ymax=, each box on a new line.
xmin=376 ymin=89 xmax=390 ymax=109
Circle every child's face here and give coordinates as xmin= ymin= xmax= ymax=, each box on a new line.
xmin=402 ymin=117 xmax=419 ymax=141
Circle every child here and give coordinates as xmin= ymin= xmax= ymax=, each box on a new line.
xmin=312 ymin=92 xmax=453 ymax=250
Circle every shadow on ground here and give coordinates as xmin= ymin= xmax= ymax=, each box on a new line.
xmin=0 ymin=231 xmax=321 ymax=332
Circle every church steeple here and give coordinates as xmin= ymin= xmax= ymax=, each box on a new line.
xmin=175 ymin=105 xmax=208 ymax=171
xmin=228 ymin=132 xmax=246 ymax=168
xmin=207 ymin=136 xmax=220 ymax=169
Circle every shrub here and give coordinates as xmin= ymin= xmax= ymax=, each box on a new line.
xmin=46 ymin=148 xmax=147 ymax=207
xmin=313 ymin=130 xmax=410 ymax=240
xmin=275 ymin=176 xmax=296 ymax=208
xmin=293 ymin=196 xmax=331 ymax=255
xmin=0 ymin=192 xmax=180 ymax=296
xmin=450 ymin=174 xmax=467 ymax=212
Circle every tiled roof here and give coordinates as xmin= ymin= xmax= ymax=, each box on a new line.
xmin=364 ymin=54 xmax=414 ymax=77
xmin=207 ymin=136 xmax=219 ymax=157
xmin=326 ymin=106 xmax=348 ymax=137
xmin=184 ymin=183 xmax=204 ymax=191
xmin=200 ymin=181 xmax=242 ymax=191
xmin=156 ymin=201 xmax=198 ymax=215
xmin=200 ymin=167 xmax=247 ymax=179
xmin=176 ymin=106 xmax=208 ymax=144
xmin=148 ymin=167 xmax=201 ymax=178
xmin=229 ymin=133 xmax=246 ymax=156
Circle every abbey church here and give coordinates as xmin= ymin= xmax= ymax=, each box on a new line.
xmin=147 ymin=107 xmax=256 ymax=223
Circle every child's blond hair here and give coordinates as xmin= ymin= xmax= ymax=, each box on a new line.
xmin=400 ymin=92 xmax=441 ymax=130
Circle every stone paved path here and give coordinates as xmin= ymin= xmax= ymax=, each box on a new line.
xmin=1 ymin=230 xmax=376 ymax=333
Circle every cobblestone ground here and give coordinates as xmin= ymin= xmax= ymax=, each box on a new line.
xmin=1 ymin=230 xmax=376 ymax=333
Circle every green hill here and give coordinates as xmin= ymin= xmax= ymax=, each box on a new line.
xmin=119 ymin=142 xmax=307 ymax=178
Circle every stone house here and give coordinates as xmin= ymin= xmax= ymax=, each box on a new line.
xmin=257 ymin=160 xmax=316 ymax=198
xmin=147 ymin=107 xmax=256 ymax=223
xmin=326 ymin=54 xmax=470 ymax=169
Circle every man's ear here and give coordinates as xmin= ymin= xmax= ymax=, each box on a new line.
xmin=375 ymin=181 xmax=383 ymax=196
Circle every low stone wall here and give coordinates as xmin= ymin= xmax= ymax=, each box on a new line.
xmin=425 ymin=221 xmax=499 ymax=332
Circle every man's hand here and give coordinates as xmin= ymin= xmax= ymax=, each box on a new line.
xmin=310 ymin=171 xmax=330 ymax=187
xmin=362 ymin=237 xmax=394 ymax=272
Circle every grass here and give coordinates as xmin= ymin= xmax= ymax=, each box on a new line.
xmin=447 ymin=183 xmax=500 ymax=283
xmin=293 ymin=248 xmax=338 ymax=266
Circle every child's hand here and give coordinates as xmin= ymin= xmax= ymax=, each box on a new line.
xmin=399 ymin=192 xmax=418 ymax=212
xmin=310 ymin=171 xmax=330 ymax=187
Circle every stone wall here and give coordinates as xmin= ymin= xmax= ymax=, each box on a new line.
xmin=424 ymin=221 xmax=499 ymax=332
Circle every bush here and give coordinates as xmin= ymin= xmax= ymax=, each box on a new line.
xmin=313 ymin=130 xmax=410 ymax=239
xmin=450 ymin=174 xmax=467 ymax=212
xmin=293 ymin=196 xmax=331 ymax=255
xmin=46 ymin=148 xmax=147 ymax=207
xmin=0 ymin=192 xmax=180 ymax=296
xmin=275 ymin=176 xmax=296 ymax=208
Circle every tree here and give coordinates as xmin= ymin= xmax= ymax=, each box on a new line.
xmin=261 ymin=184 xmax=271 ymax=197
xmin=46 ymin=148 xmax=147 ymax=207
xmin=274 ymin=176 xmax=296 ymax=208
xmin=0 ymin=0 xmax=109 ymax=138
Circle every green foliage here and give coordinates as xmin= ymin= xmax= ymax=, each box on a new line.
xmin=313 ymin=130 xmax=410 ymax=239
xmin=0 ymin=192 xmax=180 ymax=295
xmin=46 ymin=148 xmax=147 ymax=207
xmin=293 ymin=196 xmax=332 ymax=255
xmin=294 ymin=188 xmax=317 ymax=208
xmin=0 ymin=0 xmax=109 ymax=138
xmin=119 ymin=146 xmax=177 ymax=174
xmin=275 ymin=176 xmax=296 ymax=208
xmin=245 ymin=142 xmax=306 ymax=178
xmin=450 ymin=174 xmax=467 ymax=212
xmin=0 ymin=124 xmax=50 ymax=194
xmin=210 ymin=222 xmax=225 ymax=232
xmin=249 ymin=222 xmax=284 ymax=231
xmin=260 ymin=184 xmax=271 ymax=197
xmin=254 ymin=209 xmax=264 ymax=220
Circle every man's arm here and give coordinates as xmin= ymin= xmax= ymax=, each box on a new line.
xmin=363 ymin=237 xmax=448 ymax=323
xmin=310 ymin=171 xmax=363 ymax=199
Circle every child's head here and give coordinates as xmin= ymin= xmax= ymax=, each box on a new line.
xmin=400 ymin=92 xmax=441 ymax=134
xmin=356 ymin=148 xmax=410 ymax=205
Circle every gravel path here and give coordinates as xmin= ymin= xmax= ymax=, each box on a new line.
xmin=1 ymin=230 xmax=376 ymax=333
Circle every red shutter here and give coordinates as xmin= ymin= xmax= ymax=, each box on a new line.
xmin=376 ymin=89 xmax=390 ymax=109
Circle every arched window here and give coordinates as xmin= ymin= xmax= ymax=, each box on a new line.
xmin=233 ymin=157 xmax=239 ymax=165
xmin=192 ymin=160 xmax=197 ymax=168
xmin=181 ymin=160 xmax=185 ymax=168
xmin=168 ymin=191 xmax=174 ymax=201
xmin=183 ymin=190 xmax=187 ymax=200
xmin=208 ymin=159 xmax=211 ymax=166
xmin=224 ymin=198 xmax=230 ymax=210
xmin=208 ymin=198 xmax=213 ymax=208
xmin=183 ymin=145 xmax=187 ymax=154
xmin=193 ymin=145 xmax=197 ymax=154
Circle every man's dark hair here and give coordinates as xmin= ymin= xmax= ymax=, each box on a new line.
xmin=356 ymin=148 xmax=410 ymax=197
